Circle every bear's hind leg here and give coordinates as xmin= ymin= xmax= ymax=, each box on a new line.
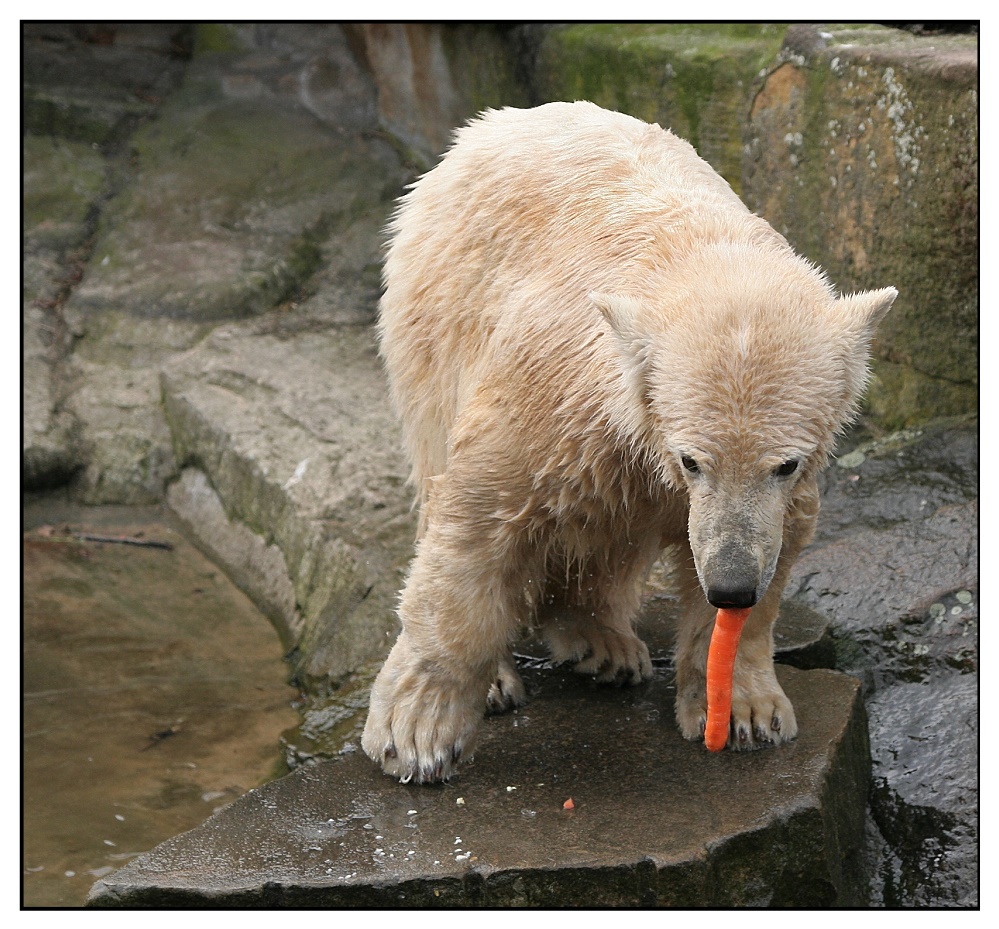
xmin=486 ymin=652 xmax=528 ymax=714
xmin=539 ymin=551 xmax=654 ymax=685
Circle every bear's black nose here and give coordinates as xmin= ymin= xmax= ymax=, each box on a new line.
xmin=707 ymin=587 xmax=758 ymax=609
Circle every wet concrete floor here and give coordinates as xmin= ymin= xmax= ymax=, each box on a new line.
xmin=22 ymin=500 xmax=301 ymax=907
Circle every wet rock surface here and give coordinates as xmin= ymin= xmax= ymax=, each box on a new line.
xmin=788 ymin=418 xmax=979 ymax=906
xmin=22 ymin=23 xmax=978 ymax=908
xmin=866 ymin=676 xmax=977 ymax=907
xmin=88 ymin=664 xmax=870 ymax=908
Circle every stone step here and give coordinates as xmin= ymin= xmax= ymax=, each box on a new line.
xmin=88 ymin=664 xmax=870 ymax=907
xmin=162 ymin=322 xmax=416 ymax=688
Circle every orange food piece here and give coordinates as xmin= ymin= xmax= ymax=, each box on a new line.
xmin=563 ymin=798 xmax=575 ymax=810
xmin=704 ymin=607 xmax=751 ymax=752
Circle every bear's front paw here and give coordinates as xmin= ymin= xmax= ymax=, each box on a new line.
xmin=361 ymin=644 xmax=484 ymax=783
xmin=675 ymin=678 xmax=798 ymax=750
xmin=729 ymin=686 xmax=798 ymax=749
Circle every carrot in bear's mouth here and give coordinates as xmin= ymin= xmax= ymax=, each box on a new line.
xmin=704 ymin=607 xmax=751 ymax=752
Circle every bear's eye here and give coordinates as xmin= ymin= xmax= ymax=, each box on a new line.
xmin=773 ymin=459 xmax=799 ymax=478
xmin=680 ymin=455 xmax=700 ymax=474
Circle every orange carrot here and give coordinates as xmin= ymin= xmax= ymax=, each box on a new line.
xmin=704 ymin=607 xmax=751 ymax=752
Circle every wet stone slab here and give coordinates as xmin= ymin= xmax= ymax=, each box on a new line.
xmin=88 ymin=663 xmax=870 ymax=907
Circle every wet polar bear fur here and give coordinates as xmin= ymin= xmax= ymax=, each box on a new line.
xmin=362 ymin=101 xmax=896 ymax=783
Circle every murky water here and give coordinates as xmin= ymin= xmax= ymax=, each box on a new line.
xmin=22 ymin=501 xmax=301 ymax=907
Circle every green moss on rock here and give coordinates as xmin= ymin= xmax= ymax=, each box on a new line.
xmin=22 ymin=134 xmax=105 ymax=253
xmin=867 ymin=359 xmax=979 ymax=431
xmin=744 ymin=25 xmax=978 ymax=427
xmin=192 ymin=24 xmax=253 ymax=55
xmin=533 ymin=24 xmax=787 ymax=191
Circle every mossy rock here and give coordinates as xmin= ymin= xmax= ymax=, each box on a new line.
xmin=68 ymin=58 xmax=402 ymax=322
xmin=867 ymin=359 xmax=978 ymax=431
xmin=531 ymin=23 xmax=787 ymax=192
xmin=22 ymin=133 xmax=106 ymax=310
xmin=744 ymin=24 xmax=977 ymax=423
xmin=526 ymin=23 xmax=977 ymax=428
xmin=439 ymin=24 xmax=533 ymax=122
xmin=22 ymin=134 xmax=106 ymax=250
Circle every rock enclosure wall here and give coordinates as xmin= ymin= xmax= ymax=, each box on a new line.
xmin=22 ymin=22 xmax=977 ymax=907
xmin=350 ymin=22 xmax=979 ymax=428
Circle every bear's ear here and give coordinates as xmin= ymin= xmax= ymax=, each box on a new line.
xmin=590 ymin=291 xmax=653 ymax=375
xmin=831 ymin=286 xmax=898 ymax=409
xmin=590 ymin=291 xmax=656 ymax=425
xmin=834 ymin=287 xmax=897 ymax=342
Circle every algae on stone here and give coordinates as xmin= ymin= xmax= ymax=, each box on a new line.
xmin=744 ymin=25 xmax=977 ymax=427
xmin=73 ymin=92 xmax=399 ymax=321
xmin=532 ymin=23 xmax=787 ymax=192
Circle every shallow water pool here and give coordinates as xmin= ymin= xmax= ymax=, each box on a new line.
xmin=22 ymin=502 xmax=301 ymax=907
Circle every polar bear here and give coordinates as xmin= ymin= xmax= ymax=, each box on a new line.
xmin=362 ymin=101 xmax=895 ymax=783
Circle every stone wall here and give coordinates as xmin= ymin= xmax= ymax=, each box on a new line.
xmin=351 ymin=22 xmax=978 ymax=429
xmin=743 ymin=25 xmax=977 ymax=428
